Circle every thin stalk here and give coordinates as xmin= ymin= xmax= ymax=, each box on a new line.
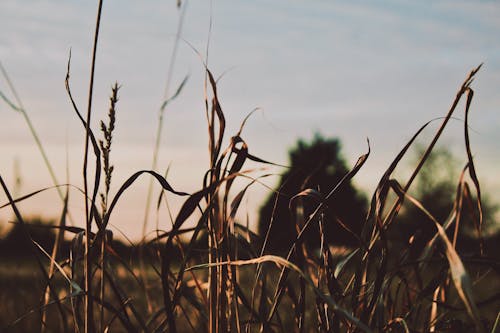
xmin=99 ymin=82 xmax=119 ymax=331
xmin=0 ymin=61 xmax=66 ymax=204
xmin=139 ymin=1 xmax=187 ymax=314
xmin=142 ymin=0 xmax=187 ymax=239
xmin=41 ymin=187 xmax=69 ymax=333
xmin=203 ymin=3 xmax=218 ymax=332
xmin=1 ymin=53 xmax=73 ymax=333
xmin=139 ymin=3 xmax=187 ymax=316
xmin=83 ymin=1 xmax=104 ymax=332
xmin=99 ymin=233 xmax=106 ymax=332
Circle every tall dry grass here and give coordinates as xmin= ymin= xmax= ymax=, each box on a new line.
xmin=0 ymin=1 xmax=498 ymax=333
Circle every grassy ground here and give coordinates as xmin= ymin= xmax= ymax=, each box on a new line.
xmin=0 ymin=250 xmax=498 ymax=332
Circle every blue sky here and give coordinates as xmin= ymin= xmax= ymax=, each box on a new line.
xmin=1 ymin=0 xmax=499 ymax=240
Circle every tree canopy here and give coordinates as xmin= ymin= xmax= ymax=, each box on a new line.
xmin=395 ymin=145 xmax=498 ymax=257
xmin=258 ymin=134 xmax=368 ymax=254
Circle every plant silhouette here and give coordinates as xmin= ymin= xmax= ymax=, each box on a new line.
xmin=259 ymin=134 xmax=368 ymax=254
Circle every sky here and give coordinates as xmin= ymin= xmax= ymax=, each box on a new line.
xmin=1 ymin=0 xmax=499 ymax=241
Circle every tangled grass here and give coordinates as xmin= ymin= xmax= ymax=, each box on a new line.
xmin=0 ymin=1 xmax=498 ymax=332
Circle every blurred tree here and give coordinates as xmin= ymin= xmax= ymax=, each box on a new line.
xmin=258 ymin=134 xmax=368 ymax=254
xmin=396 ymin=145 xmax=498 ymax=256
xmin=0 ymin=217 xmax=56 ymax=257
xmin=412 ymin=145 xmax=458 ymax=222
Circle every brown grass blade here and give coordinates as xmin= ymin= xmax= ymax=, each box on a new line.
xmin=390 ymin=179 xmax=485 ymax=332
xmin=462 ymin=87 xmax=484 ymax=253
xmin=105 ymin=170 xmax=189 ymax=228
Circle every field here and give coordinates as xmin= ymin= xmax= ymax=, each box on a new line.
xmin=1 ymin=2 xmax=499 ymax=333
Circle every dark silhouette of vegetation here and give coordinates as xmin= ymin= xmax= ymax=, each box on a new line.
xmin=394 ymin=146 xmax=499 ymax=258
xmin=0 ymin=218 xmax=149 ymax=261
xmin=0 ymin=217 xmax=57 ymax=257
xmin=259 ymin=134 xmax=368 ymax=254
